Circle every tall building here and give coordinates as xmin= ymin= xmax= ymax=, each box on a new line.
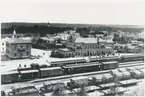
xmin=5 ymin=30 xmax=32 ymax=59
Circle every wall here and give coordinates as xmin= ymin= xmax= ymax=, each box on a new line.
xmin=6 ymin=43 xmax=31 ymax=59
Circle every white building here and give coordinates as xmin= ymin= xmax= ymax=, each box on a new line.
xmin=1 ymin=37 xmax=10 ymax=53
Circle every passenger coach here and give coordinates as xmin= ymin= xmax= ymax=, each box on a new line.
xmin=62 ymin=62 xmax=102 ymax=74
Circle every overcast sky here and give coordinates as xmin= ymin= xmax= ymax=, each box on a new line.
xmin=0 ymin=0 xmax=145 ymax=25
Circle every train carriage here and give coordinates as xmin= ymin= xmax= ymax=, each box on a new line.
xmin=19 ymin=69 xmax=39 ymax=80
xmin=62 ymin=62 xmax=102 ymax=74
xmin=102 ymin=61 xmax=119 ymax=70
xmin=1 ymin=71 xmax=19 ymax=84
xmin=120 ymin=54 xmax=144 ymax=62
xmin=50 ymin=58 xmax=86 ymax=67
xmin=90 ymin=56 xmax=120 ymax=62
xmin=40 ymin=67 xmax=63 ymax=78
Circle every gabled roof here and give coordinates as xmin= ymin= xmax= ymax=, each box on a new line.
xmin=75 ymin=38 xmax=98 ymax=43
xmin=106 ymin=39 xmax=114 ymax=43
xmin=6 ymin=38 xmax=31 ymax=44
xmin=99 ymin=38 xmax=106 ymax=43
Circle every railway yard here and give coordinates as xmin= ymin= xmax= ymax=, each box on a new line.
xmin=1 ymin=52 xmax=144 ymax=96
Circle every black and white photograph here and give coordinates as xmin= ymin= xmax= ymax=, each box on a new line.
xmin=0 ymin=0 xmax=144 ymax=96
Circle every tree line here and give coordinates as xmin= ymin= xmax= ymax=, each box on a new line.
xmin=1 ymin=24 xmax=144 ymax=37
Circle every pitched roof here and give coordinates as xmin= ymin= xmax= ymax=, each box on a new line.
xmin=1 ymin=37 xmax=10 ymax=42
xmin=21 ymin=37 xmax=32 ymax=40
xmin=41 ymin=37 xmax=49 ymax=41
xmin=6 ymin=38 xmax=31 ymax=44
xmin=99 ymin=38 xmax=107 ymax=43
xmin=75 ymin=38 xmax=98 ymax=43
xmin=58 ymin=48 xmax=73 ymax=52
xmin=106 ymin=39 xmax=113 ymax=43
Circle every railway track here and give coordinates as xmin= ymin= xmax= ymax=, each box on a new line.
xmin=119 ymin=62 xmax=144 ymax=68
xmin=30 ymin=61 xmax=144 ymax=83
xmin=2 ymin=61 xmax=144 ymax=96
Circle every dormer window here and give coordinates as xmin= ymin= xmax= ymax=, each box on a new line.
xmin=18 ymin=45 xmax=25 ymax=51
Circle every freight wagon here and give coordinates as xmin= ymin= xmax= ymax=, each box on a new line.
xmin=19 ymin=69 xmax=40 ymax=81
xmin=8 ymin=84 xmax=39 ymax=96
xmin=1 ymin=71 xmax=20 ymax=84
xmin=39 ymin=67 xmax=63 ymax=78
xmin=117 ymin=68 xmax=131 ymax=80
xmin=92 ymin=73 xmax=113 ymax=84
xmin=73 ymin=85 xmax=100 ymax=93
xmin=67 ymin=76 xmax=92 ymax=89
xmin=101 ymin=61 xmax=119 ymax=70
xmin=40 ymin=81 xmax=65 ymax=93
xmin=130 ymin=70 xmax=144 ymax=79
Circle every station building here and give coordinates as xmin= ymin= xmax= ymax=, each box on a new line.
xmin=57 ymin=37 xmax=114 ymax=57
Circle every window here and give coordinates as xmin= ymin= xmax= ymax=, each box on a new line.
xmin=87 ymin=45 xmax=89 ymax=49
xmin=14 ymin=46 xmax=17 ymax=50
xmin=27 ymin=45 xmax=29 ymax=49
xmin=85 ymin=45 xmax=87 ymax=49
xmin=65 ymin=53 xmax=68 ymax=57
xmin=20 ymin=53 xmax=23 ymax=56
xmin=78 ymin=52 xmax=80 ymax=55
xmin=69 ymin=53 xmax=71 ymax=57
xmin=2 ymin=43 xmax=4 ymax=45
xmin=6 ymin=43 xmax=9 ymax=47
xmin=14 ymin=53 xmax=16 ymax=56
xmin=27 ymin=52 xmax=29 ymax=55
xmin=80 ymin=52 xmax=82 ymax=55
xmin=2 ymin=48 xmax=4 ymax=51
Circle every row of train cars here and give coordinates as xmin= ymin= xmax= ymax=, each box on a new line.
xmin=1 ymin=54 xmax=144 ymax=84
xmin=2 ymin=66 xmax=144 ymax=96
